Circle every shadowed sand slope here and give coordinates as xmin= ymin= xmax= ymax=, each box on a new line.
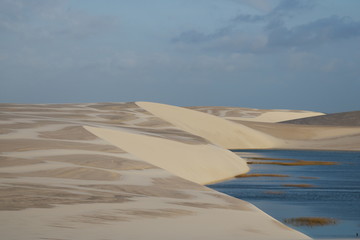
xmin=282 ymin=111 xmax=360 ymax=126
xmin=136 ymin=102 xmax=283 ymax=149
xmin=239 ymin=121 xmax=360 ymax=151
xmin=85 ymin=126 xmax=249 ymax=185
xmin=188 ymin=106 xmax=324 ymax=123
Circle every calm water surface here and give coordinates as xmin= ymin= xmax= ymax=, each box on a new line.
xmin=208 ymin=150 xmax=360 ymax=239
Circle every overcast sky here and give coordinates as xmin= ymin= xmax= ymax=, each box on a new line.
xmin=1 ymin=0 xmax=359 ymax=112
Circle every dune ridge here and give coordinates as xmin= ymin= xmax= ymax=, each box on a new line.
xmin=84 ymin=126 xmax=249 ymax=185
xmin=136 ymin=101 xmax=283 ymax=149
xmin=155 ymin=102 xmax=360 ymax=151
xmin=282 ymin=110 xmax=360 ymax=126
xmin=188 ymin=106 xmax=324 ymax=123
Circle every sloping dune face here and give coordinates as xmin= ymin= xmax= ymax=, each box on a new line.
xmin=244 ymin=111 xmax=325 ymax=123
xmin=282 ymin=111 xmax=360 ymax=126
xmin=136 ymin=102 xmax=282 ymax=149
xmin=188 ymin=106 xmax=324 ymax=123
xmin=85 ymin=126 xmax=249 ymax=185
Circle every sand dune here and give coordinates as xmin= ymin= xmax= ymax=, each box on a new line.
xmin=188 ymin=106 xmax=324 ymax=122
xmin=3 ymin=101 xmax=358 ymax=239
xmin=0 ymin=102 xmax=311 ymax=240
xmin=85 ymin=126 xmax=249 ymax=185
xmin=238 ymin=121 xmax=360 ymax=151
xmin=136 ymin=101 xmax=282 ymax=149
xmin=240 ymin=111 xmax=325 ymax=123
xmin=182 ymin=103 xmax=360 ymax=151
xmin=282 ymin=110 xmax=360 ymax=126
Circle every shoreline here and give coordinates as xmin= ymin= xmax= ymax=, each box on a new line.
xmin=213 ymin=149 xmax=360 ymax=239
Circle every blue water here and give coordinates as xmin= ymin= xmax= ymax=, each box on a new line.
xmin=208 ymin=150 xmax=360 ymax=239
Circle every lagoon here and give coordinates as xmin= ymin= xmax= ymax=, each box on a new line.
xmin=209 ymin=150 xmax=360 ymax=239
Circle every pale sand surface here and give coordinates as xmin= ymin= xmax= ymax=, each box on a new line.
xmin=137 ymin=101 xmax=360 ymax=150
xmin=282 ymin=110 xmax=360 ymax=126
xmin=237 ymin=111 xmax=325 ymax=123
xmin=85 ymin=126 xmax=249 ymax=185
xmin=188 ymin=105 xmax=324 ymax=122
xmin=1 ymin=196 xmax=306 ymax=240
xmin=239 ymin=121 xmax=360 ymax=151
xmin=3 ymin=101 xmax=358 ymax=239
xmin=137 ymin=101 xmax=282 ymax=149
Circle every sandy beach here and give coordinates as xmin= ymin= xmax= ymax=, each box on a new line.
xmin=1 ymin=101 xmax=359 ymax=239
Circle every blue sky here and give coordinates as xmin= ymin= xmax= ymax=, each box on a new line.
xmin=1 ymin=0 xmax=359 ymax=112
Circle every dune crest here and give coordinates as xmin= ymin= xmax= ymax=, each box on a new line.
xmin=189 ymin=106 xmax=324 ymax=123
xmin=84 ymin=126 xmax=249 ymax=185
xmin=136 ymin=101 xmax=282 ymax=149
xmin=237 ymin=110 xmax=325 ymax=123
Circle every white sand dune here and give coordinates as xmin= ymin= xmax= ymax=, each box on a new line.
xmin=6 ymin=101 xmax=359 ymax=240
xmin=234 ymin=110 xmax=325 ymax=123
xmin=136 ymin=101 xmax=283 ymax=149
xmin=238 ymin=121 xmax=360 ymax=151
xmin=85 ymin=126 xmax=249 ymax=185
xmin=138 ymin=102 xmax=359 ymax=151
xmin=188 ymin=106 xmax=324 ymax=123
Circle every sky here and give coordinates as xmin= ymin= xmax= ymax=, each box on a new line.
xmin=1 ymin=0 xmax=360 ymax=113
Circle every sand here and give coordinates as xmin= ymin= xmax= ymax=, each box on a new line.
xmin=1 ymin=196 xmax=308 ymax=240
xmin=137 ymin=101 xmax=360 ymax=151
xmin=239 ymin=121 xmax=360 ymax=151
xmin=3 ymin=101 xmax=358 ymax=240
xmin=136 ymin=101 xmax=283 ymax=149
xmin=188 ymin=105 xmax=324 ymax=122
xmin=241 ymin=110 xmax=325 ymax=122
xmin=85 ymin=126 xmax=249 ymax=185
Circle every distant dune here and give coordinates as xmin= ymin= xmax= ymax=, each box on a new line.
xmin=188 ymin=106 xmax=324 ymax=123
xmin=281 ymin=111 xmax=360 ymax=126
xmin=239 ymin=120 xmax=360 ymax=151
xmin=137 ymin=101 xmax=282 ymax=149
xmin=138 ymin=102 xmax=360 ymax=151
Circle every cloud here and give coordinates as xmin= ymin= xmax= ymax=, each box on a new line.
xmin=232 ymin=0 xmax=315 ymax=23
xmin=51 ymin=13 xmax=117 ymax=40
xmin=171 ymin=27 xmax=232 ymax=44
xmin=172 ymin=30 xmax=211 ymax=44
xmin=229 ymin=0 xmax=274 ymax=13
xmin=172 ymin=0 xmax=360 ymax=54
xmin=272 ymin=0 xmax=315 ymax=14
xmin=266 ymin=16 xmax=360 ymax=48
xmin=0 ymin=0 xmax=121 ymax=79
xmin=232 ymin=14 xmax=265 ymax=23
xmin=0 ymin=0 xmax=117 ymax=40
xmin=171 ymin=0 xmax=315 ymax=50
xmin=0 ymin=0 xmax=63 ymax=31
